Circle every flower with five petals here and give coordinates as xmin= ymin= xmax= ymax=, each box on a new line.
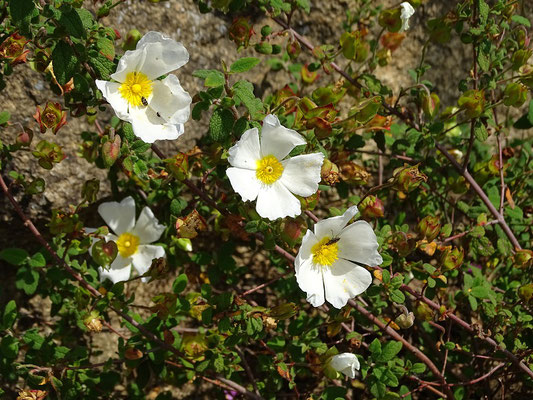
xmin=96 ymin=31 xmax=192 ymax=143
xmin=226 ymin=114 xmax=324 ymax=220
xmin=295 ymin=206 xmax=382 ymax=308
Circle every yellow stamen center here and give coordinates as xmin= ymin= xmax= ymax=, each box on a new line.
xmin=311 ymin=237 xmax=339 ymax=267
xmin=119 ymin=72 xmax=153 ymax=107
xmin=116 ymin=232 xmax=140 ymax=258
xmin=256 ymin=154 xmax=284 ymax=184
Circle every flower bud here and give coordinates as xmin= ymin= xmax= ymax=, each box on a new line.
xmin=122 ymin=29 xmax=142 ymax=51
xmin=101 ymin=134 xmax=121 ymax=167
xmin=380 ymin=32 xmax=406 ymax=52
xmin=286 ymin=38 xmax=301 ymax=59
xmin=83 ymin=311 xmax=103 ymax=333
xmin=271 ymin=44 xmax=282 ymax=54
xmin=394 ymin=164 xmax=428 ymax=192
xmin=17 ymin=390 xmax=48 ymax=400
xmin=32 ymin=140 xmax=65 ymax=170
xmin=513 ymin=249 xmax=532 ymax=269
xmin=503 ymin=82 xmax=528 ymax=108
xmin=166 ymin=153 xmax=189 ymax=180
xmin=511 ymin=49 xmax=532 ymax=71
xmin=82 ymin=179 xmax=100 ymax=204
xmin=338 ymin=161 xmax=371 ymax=185
xmin=390 ymin=231 xmax=417 ymax=257
xmin=229 ymin=17 xmax=254 ymax=49
xmin=395 ymin=311 xmax=415 ymax=329
xmin=260 ymin=25 xmax=272 ymax=37
xmin=16 ymin=127 xmax=33 ymax=147
xmin=320 ymin=159 xmax=340 ymax=186
xmin=440 ymin=246 xmax=464 ymax=270
xmin=421 ymin=91 xmax=440 ymax=120
xmin=378 ymin=8 xmax=402 ymax=32
xmin=268 ymin=302 xmax=298 ymax=320
xmin=518 ymin=283 xmax=533 ymax=302
xmin=0 ymin=33 xmax=30 ymax=66
xmin=457 ymin=89 xmax=485 ymax=119
xmin=255 ymin=42 xmax=273 ymax=54
xmin=148 ymin=257 xmax=169 ymax=281
xmin=33 ymin=102 xmax=67 ymax=135
xmin=359 ymin=195 xmax=385 ymax=218
xmin=417 ymin=216 xmax=441 ymax=241
xmin=280 ymin=217 xmax=307 ymax=247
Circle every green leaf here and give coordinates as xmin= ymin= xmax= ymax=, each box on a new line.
xmin=8 ymin=0 xmax=38 ymax=35
xmin=0 ymin=248 xmax=28 ymax=265
xmin=369 ymin=338 xmax=382 ymax=355
xmin=29 ymin=252 xmax=46 ymax=268
xmin=477 ymin=50 xmax=490 ymax=72
xmin=172 ymin=273 xmax=188 ymax=294
xmin=528 ymin=99 xmax=533 ymax=124
xmin=478 ymin=0 xmax=489 ymax=26
xmin=16 ymin=265 xmax=40 ymax=295
xmin=511 ymin=15 xmax=531 ymax=27
xmin=230 ymin=57 xmax=261 ymax=74
xmin=193 ymin=69 xmax=225 ymax=87
xmin=295 ymin=0 xmax=311 ymax=13
xmin=233 ymin=80 xmax=263 ymax=119
xmin=322 ymin=386 xmax=347 ymax=400
xmin=471 ymin=286 xmax=490 ymax=299
xmin=88 ymin=50 xmax=116 ymax=81
xmin=53 ymin=41 xmax=78 ymax=85
xmin=209 ymin=108 xmax=234 ymax=142
xmin=474 ymin=121 xmax=488 ymax=141
xmin=390 ymin=289 xmax=405 ymax=303
xmin=0 ymin=336 xmax=19 ymax=359
xmin=2 ymin=300 xmax=17 ymax=330
xmin=378 ymin=341 xmax=403 ymax=362
xmin=59 ymin=5 xmax=87 ymax=38
xmin=0 ymin=111 xmax=10 ymax=125
xmin=411 ymin=363 xmax=426 ymax=374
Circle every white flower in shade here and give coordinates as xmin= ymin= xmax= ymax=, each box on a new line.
xmin=87 ymin=196 xmax=165 ymax=284
xmin=96 ymin=31 xmax=192 ymax=143
xmin=329 ymin=353 xmax=360 ymax=379
xmin=400 ymin=2 xmax=415 ymax=32
xmin=295 ymin=206 xmax=383 ymax=308
xmin=226 ymin=114 xmax=324 ymax=220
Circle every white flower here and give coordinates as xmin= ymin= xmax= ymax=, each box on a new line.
xmin=96 ymin=31 xmax=192 ymax=143
xmin=226 ymin=114 xmax=324 ymax=220
xmin=400 ymin=2 xmax=415 ymax=32
xmin=295 ymin=206 xmax=382 ymax=308
xmin=329 ymin=353 xmax=360 ymax=379
xmin=86 ymin=196 xmax=166 ymax=284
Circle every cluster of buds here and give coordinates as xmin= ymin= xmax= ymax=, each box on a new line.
xmin=457 ymin=89 xmax=485 ymax=119
xmin=49 ymin=208 xmax=81 ymax=234
xmin=32 ymin=140 xmax=65 ymax=169
xmin=83 ymin=311 xmax=103 ymax=333
xmin=503 ymin=82 xmax=528 ymax=108
xmin=16 ymin=390 xmax=47 ymax=400
xmin=229 ymin=17 xmax=254 ymax=49
xmin=393 ymin=164 xmax=428 ymax=193
xmin=0 ymin=33 xmax=30 ymax=66
xmin=417 ymin=215 xmax=441 ymax=241
xmin=33 ymin=102 xmax=67 ymax=135
xmin=359 ymin=195 xmax=385 ymax=219
xmin=297 ymin=98 xmax=338 ymax=139
xmin=440 ymin=246 xmax=464 ymax=270
xmin=320 ymin=159 xmax=340 ymax=186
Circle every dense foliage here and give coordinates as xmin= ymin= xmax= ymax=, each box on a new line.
xmin=0 ymin=0 xmax=532 ymax=399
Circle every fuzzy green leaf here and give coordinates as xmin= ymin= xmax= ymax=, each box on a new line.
xmin=230 ymin=57 xmax=261 ymax=74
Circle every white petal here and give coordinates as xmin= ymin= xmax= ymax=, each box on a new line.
xmin=98 ymin=255 xmax=132 ymax=284
xmin=314 ymin=206 xmax=359 ymax=239
xmin=330 ymin=353 xmax=360 ymax=379
xmin=95 ymin=80 xmax=130 ymax=121
xmin=255 ymin=182 xmax=301 ymax=220
xmin=129 ymin=106 xmax=183 ymax=143
xmin=132 ymin=206 xmax=165 ymax=244
xmin=136 ymin=31 xmax=189 ymax=79
xmin=295 ymin=243 xmax=325 ymax=308
xmin=323 ymin=259 xmax=372 ymax=308
xmin=97 ymin=196 xmax=136 ymax=235
xmin=338 ymin=220 xmax=383 ymax=266
xmin=295 ymin=229 xmax=319 ymax=269
xmin=228 ymin=128 xmax=261 ymax=170
xmin=131 ymin=244 xmax=165 ymax=277
xmin=149 ymin=76 xmax=191 ymax=125
xmin=260 ymin=114 xmax=306 ymax=160
xmin=280 ymin=153 xmax=324 ymax=197
xmin=110 ymin=47 xmax=147 ymax=83
xmin=226 ymin=167 xmax=261 ymax=202
xmin=400 ymin=2 xmax=415 ymax=32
